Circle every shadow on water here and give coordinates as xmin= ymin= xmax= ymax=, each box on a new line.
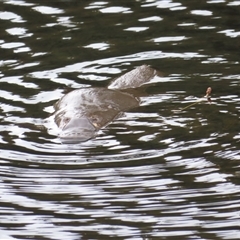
xmin=0 ymin=0 xmax=240 ymax=239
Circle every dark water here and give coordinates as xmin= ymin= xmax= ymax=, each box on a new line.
xmin=1 ymin=0 xmax=240 ymax=239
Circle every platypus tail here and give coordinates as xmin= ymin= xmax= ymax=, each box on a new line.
xmin=108 ymin=65 xmax=157 ymax=90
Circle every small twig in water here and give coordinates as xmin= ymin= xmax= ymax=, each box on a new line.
xmin=180 ymin=87 xmax=212 ymax=111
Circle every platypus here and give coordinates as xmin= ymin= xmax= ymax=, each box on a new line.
xmin=52 ymin=65 xmax=158 ymax=143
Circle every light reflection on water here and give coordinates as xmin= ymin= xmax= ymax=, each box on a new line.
xmin=0 ymin=0 xmax=240 ymax=239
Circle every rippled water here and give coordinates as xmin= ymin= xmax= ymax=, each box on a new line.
xmin=1 ymin=0 xmax=240 ymax=239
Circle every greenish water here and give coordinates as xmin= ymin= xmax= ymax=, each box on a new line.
xmin=0 ymin=0 xmax=240 ymax=239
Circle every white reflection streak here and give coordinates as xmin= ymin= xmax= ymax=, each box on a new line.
xmin=150 ymin=36 xmax=188 ymax=42
xmin=30 ymin=51 xmax=207 ymax=80
xmin=0 ymin=11 xmax=25 ymax=22
xmin=218 ymin=29 xmax=240 ymax=38
xmin=32 ymin=6 xmax=64 ymax=15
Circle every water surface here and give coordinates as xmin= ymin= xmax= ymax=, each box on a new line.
xmin=0 ymin=0 xmax=240 ymax=239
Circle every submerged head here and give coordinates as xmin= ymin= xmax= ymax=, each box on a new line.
xmin=59 ymin=117 xmax=96 ymax=144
